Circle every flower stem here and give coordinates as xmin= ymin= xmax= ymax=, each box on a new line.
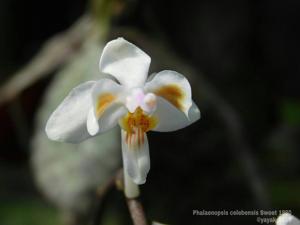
xmin=93 ymin=168 xmax=148 ymax=225
xmin=126 ymin=198 xmax=148 ymax=225
xmin=122 ymin=170 xmax=148 ymax=225
xmin=123 ymin=169 xmax=140 ymax=198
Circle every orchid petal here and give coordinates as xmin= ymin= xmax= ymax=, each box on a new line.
xmin=87 ymin=79 xmax=127 ymax=136
xmin=121 ymin=129 xmax=150 ymax=184
xmin=152 ymin=97 xmax=200 ymax=132
xmin=144 ymin=70 xmax=192 ymax=116
xmin=146 ymin=72 xmax=157 ymax=82
xmin=45 ymin=81 xmax=96 ymax=143
xmin=99 ymin=38 xmax=151 ymax=88
xmin=87 ymin=104 xmax=127 ymax=135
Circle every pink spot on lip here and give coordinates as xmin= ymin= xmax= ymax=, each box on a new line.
xmin=136 ymin=93 xmax=145 ymax=102
xmin=133 ymin=89 xmax=145 ymax=104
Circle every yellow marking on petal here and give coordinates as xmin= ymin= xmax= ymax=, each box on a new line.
xmin=154 ymin=84 xmax=185 ymax=111
xmin=96 ymin=93 xmax=116 ymax=117
xmin=120 ymin=107 xmax=157 ymax=150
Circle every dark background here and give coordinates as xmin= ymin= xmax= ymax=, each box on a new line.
xmin=0 ymin=0 xmax=300 ymax=224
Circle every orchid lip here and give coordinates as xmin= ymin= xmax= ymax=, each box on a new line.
xmin=120 ymin=107 xmax=158 ymax=136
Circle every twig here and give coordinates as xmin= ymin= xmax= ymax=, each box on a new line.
xmin=118 ymin=169 xmax=148 ymax=225
xmin=197 ymin=78 xmax=270 ymax=208
xmin=126 ymin=198 xmax=148 ymax=225
xmin=96 ymin=169 xmax=123 ymax=198
xmin=92 ymin=168 xmax=148 ymax=225
xmin=92 ymin=169 xmax=123 ymax=225
xmin=8 ymin=97 xmax=30 ymax=149
xmin=0 ymin=14 xmax=92 ymax=105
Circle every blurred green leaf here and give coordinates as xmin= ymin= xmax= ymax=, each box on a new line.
xmin=281 ymin=100 xmax=300 ymax=125
xmin=270 ymin=181 xmax=300 ymax=206
xmin=0 ymin=200 xmax=61 ymax=225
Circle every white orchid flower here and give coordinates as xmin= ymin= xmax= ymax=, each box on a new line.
xmin=277 ymin=213 xmax=300 ymax=225
xmin=46 ymin=37 xmax=200 ymax=193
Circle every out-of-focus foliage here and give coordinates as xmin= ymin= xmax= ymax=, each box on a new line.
xmin=281 ymin=100 xmax=300 ymax=125
xmin=0 ymin=200 xmax=61 ymax=225
xmin=31 ymin=39 xmax=120 ymax=217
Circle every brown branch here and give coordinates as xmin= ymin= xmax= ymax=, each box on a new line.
xmin=0 ymin=14 xmax=92 ymax=105
xmin=118 ymin=169 xmax=148 ymax=225
xmin=93 ymin=169 xmax=148 ymax=225
xmin=126 ymin=198 xmax=148 ymax=225
xmin=96 ymin=169 xmax=123 ymax=198
xmin=92 ymin=169 xmax=122 ymax=225
xmin=195 ymin=77 xmax=270 ymax=208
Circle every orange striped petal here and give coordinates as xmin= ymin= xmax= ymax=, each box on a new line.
xmin=96 ymin=93 xmax=116 ymax=117
xmin=144 ymin=70 xmax=192 ymax=115
xmin=87 ymin=79 xmax=125 ymax=136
